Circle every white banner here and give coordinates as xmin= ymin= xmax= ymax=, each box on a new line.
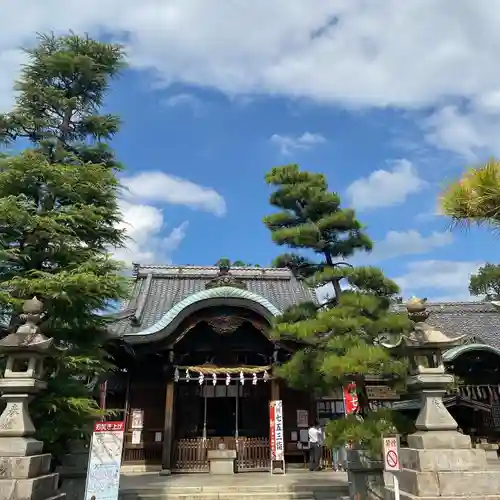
xmin=84 ymin=421 xmax=125 ymax=500
xmin=270 ymin=400 xmax=284 ymax=461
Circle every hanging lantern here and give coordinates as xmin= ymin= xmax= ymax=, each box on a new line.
xmin=186 ymin=369 xmax=191 ymax=382
xmin=263 ymin=370 xmax=270 ymax=383
xmin=198 ymin=372 xmax=204 ymax=385
xmin=174 ymin=367 xmax=179 ymax=382
xmin=226 ymin=373 xmax=231 ymax=386
xmin=240 ymin=371 xmax=245 ymax=385
xmin=212 ymin=373 xmax=217 ymax=386
xmin=252 ymin=373 xmax=257 ymax=385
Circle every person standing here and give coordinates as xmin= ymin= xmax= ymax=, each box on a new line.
xmin=308 ymin=420 xmax=324 ymax=471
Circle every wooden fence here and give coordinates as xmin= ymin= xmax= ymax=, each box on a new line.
xmin=172 ymin=436 xmax=270 ymax=472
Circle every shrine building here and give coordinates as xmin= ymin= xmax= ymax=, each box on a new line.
xmin=104 ymin=264 xmax=500 ymax=473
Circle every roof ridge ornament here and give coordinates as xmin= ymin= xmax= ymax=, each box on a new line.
xmin=205 ymin=263 xmax=247 ymax=290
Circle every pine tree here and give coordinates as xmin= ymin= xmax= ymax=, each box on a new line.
xmin=0 ymin=33 xmax=127 ymax=459
xmin=263 ymin=165 xmax=412 ymax=447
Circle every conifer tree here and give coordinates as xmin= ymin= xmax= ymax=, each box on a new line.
xmin=0 ymin=33 xmax=127 ymax=458
xmin=469 ymin=263 xmax=500 ymax=301
xmin=263 ymin=165 xmax=411 ymax=417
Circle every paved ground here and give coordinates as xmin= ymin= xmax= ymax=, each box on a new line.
xmin=119 ymin=459 xmax=500 ymax=494
xmin=120 ymin=469 xmax=348 ymax=492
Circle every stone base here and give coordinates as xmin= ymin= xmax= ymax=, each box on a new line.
xmin=207 ymin=449 xmax=236 ymax=475
xmin=0 ymin=436 xmax=44 ymax=456
xmin=388 ymin=487 xmax=500 ymax=500
xmin=395 ymin=433 xmax=500 ymax=499
xmin=0 ymin=472 xmax=64 ymax=500
xmin=399 ymin=469 xmax=500 ymax=497
xmin=0 ymin=453 xmax=52 ymax=478
xmin=400 ymin=446 xmax=487 ymax=472
xmin=407 ymin=430 xmax=471 ymax=450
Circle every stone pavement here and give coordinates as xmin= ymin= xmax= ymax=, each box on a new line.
xmin=119 ymin=469 xmax=349 ymax=499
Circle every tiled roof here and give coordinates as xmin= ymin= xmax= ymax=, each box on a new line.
xmin=394 ymin=301 xmax=500 ymax=349
xmin=108 ymin=265 xmax=317 ymax=339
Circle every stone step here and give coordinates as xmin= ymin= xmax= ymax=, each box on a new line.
xmin=119 ymin=485 xmax=349 ymax=500
xmin=119 ymin=493 xmax=348 ymax=500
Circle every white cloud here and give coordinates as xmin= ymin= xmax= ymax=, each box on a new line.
xmin=121 ymin=171 xmax=226 ymax=217
xmin=113 ymin=200 xmax=188 ymax=266
xmin=369 ymin=230 xmax=453 ymax=262
xmin=346 ymin=159 xmax=425 ymax=211
xmin=162 ymin=93 xmax=204 ymax=115
xmin=2 ymin=1 xmax=500 ymax=114
xmin=270 ymin=132 xmax=326 ymax=156
xmin=422 ymin=105 xmax=500 ymax=160
xmin=113 ymin=171 xmax=224 ymax=266
xmin=394 ymin=260 xmax=483 ymax=301
xmin=5 ymin=3 xmax=500 ymax=166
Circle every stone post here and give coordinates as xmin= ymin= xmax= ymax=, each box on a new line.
xmin=346 ymin=449 xmax=385 ymax=500
xmin=388 ymin=298 xmax=500 ymax=500
xmin=56 ymin=438 xmax=90 ymax=500
xmin=0 ymin=297 xmax=65 ymax=499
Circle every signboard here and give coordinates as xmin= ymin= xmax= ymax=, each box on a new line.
xmin=366 ymin=385 xmax=399 ymax=400
xmin=130 ymin=409 xmax=143 ymax=429
xmin=382 ymin=435 xmax=401 ymax=472
xmin=269 ymin=400 xmax=284 ymax=461
xmin=84 ymin=421 xmax=125 ymax=500
xmin=343 ymin=383 xmax=359 ymax=415
xmin=296 ymin=409 xmax=309 ymax=428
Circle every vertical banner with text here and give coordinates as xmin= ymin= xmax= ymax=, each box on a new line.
xmin=269 ymin=400 xmax=284 ymax=461
xmin=84 ymin=421 xmax=125 ymax=500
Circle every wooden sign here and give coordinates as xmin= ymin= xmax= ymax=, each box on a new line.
xmin=366 ymin=385 xmax=399 ymax=400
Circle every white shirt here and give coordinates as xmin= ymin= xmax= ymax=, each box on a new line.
xmin=308 ymin=426 xmax=324 ymax=445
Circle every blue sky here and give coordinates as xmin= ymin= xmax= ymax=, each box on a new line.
xmin=3 ymin=1 xmax=500 ymax=302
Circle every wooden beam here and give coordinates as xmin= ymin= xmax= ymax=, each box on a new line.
xmin=161 ymin=380 xmax=175 ymax=471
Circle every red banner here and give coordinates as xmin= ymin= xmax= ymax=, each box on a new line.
xmin=343 ymin=382 xmax=359 ymax=415
xmin=269 ymin=401 xmax=276 ymax=460
xmin=94 ymin=420 xmax=124 ymax=433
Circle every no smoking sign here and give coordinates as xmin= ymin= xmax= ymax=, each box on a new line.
xmin=382 ymin=436 xmax=401 ymax=472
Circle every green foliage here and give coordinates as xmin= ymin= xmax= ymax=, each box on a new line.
xmin=0 ymin=33 xmax=127 ymax=459
xmin=325 ymin=409 xmax=415 ymax=458
xmin=263 ymin=165 xmax=412 ymax=420
xmin=272 ymin=253 xmax=316 ymax=278
xmin=469 ymin=263 xmax=500 ymax=300
xmin=215 ymin=258 xmax=261 ymax=267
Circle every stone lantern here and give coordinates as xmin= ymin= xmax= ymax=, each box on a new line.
xmin=403 ymin=297 xmax=465 ymax=435
xmin=380 ymin=298 xmax=500 ymax=500
xmin=0 ymin=297 xmax=65 ymax=499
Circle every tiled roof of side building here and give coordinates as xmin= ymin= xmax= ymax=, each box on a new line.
xmin=108 ymin=264 xmax=318 ymax=338
xmin=394 ymin=301 xmax=500 ymax=349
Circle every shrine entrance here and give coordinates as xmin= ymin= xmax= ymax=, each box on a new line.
xmin=172 ymin=373 xmax=271 ymax=472
xmin=169 ymin=307 xmax=275 ymax=472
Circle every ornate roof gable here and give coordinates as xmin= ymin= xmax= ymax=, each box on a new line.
xmin=205 ymin=264 xmax=246 ymax=290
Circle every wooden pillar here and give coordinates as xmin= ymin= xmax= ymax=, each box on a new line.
xmin=161 ymin=380 xmax=175 ymax=471
xmin=271 ymin=378 xmax=280 ymax=401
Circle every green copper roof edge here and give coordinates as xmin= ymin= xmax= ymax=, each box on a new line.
xmin=123 ymin=286 xmax=282 ymax=337
xmin=443 ymin=343 xmax=500 ymax=362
